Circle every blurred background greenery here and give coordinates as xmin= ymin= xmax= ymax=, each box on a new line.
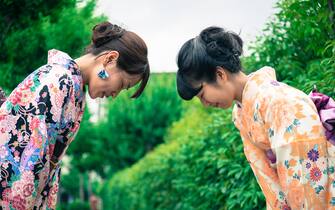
xmin=0 ymin=0 xmax=334 ymax=209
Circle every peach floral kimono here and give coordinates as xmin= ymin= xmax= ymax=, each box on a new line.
xmin=233 ymin=67 xmax=335 ymax=209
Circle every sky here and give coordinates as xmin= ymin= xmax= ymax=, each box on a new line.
xmin=95 ymin=0 xmax=278 ymax=72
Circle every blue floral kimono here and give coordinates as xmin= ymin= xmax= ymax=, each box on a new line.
xmin=0 ymin=49 xmax=85 ymax=209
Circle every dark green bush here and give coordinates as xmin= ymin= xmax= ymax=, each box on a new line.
xmin=101 ymin=103 xmax=265 ymax=210
xmin=95 ymin=73 xmax=183 ymax=176
xmin=58 ymin=200 xmax=90 ymax=210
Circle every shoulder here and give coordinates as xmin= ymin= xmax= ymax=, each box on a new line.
xmin=257 ymin=82 xmax=317 ymax=124
xmin=35 ymin=64 xmax=74 ymax=90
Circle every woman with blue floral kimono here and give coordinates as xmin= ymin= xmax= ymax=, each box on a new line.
xmin=0 ymin=21 xmax=150 ymax=209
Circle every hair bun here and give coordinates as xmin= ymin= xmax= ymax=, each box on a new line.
xmin=199 ymin=26 xmax=243 ymax=60
xmin=92 ymin=22 xmax=125 ymax=47
xmin=199 ymin=27 xmax=223 ymax=44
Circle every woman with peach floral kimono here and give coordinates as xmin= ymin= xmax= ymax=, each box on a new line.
xmin=0 ymin=22 xmax=150 ymax=209
xmin=176 ymin=26 xmax=335 ymax=209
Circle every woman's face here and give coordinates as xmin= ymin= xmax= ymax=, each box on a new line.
xmin=196 ymin=68 xmax=235 ymax=109
xmin=88 ymin=52 xmax=142 ymax=99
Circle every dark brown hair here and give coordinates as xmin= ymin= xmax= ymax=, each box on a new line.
xmin=176 ymin=26 xmax=243 ymax=100
xmin=86 ymin=22 xmax=150 ymax=98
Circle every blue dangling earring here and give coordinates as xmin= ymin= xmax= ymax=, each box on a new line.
xmin=97 ymin=69 xmax=109 ymax=80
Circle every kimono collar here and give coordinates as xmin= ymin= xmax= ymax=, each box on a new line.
xmin=238 ymin=66 xmax=277 ymax=108
xmin=47 ymin=49 xmax=75 ymax=66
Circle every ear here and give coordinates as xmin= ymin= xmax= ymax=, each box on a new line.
xmin=104 ymin=50 xmax=119 ymax=64
xmin=216 ymin=66 xmax=228 ymax=83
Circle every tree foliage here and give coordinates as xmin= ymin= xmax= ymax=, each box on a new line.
xmin=0 ymin=0 xmax=105 ymax=91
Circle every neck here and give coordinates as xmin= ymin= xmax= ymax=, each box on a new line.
xmin=234 ymin=71 xmax=249 ymax=103
xmin=75 ymin=53 xmax=97 ymax=85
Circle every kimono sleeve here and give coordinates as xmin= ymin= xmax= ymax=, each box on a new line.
xmin=264 ymin=95 xmax=329 ymax=209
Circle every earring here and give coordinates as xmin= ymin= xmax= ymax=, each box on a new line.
xmin=98 ymin=69 xmax=109 ymax=80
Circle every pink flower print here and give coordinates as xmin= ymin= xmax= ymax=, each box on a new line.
xmin=29 ymin=117 xmax=40 ymax=131
xmin=10 ymin=91 xmax=22 ymax=106
xmin=12 ymin=181 xmax=23 ymax=195
xmin=0 ymin=114 xmax=5 ymax=121
xmin=1 ymin=181 xmax=7 ymax=188
xmin=310 ymin=166 xmax=322 ymax=182
xmin=21 ymin=171 xmax=35 ymax=183
xmin=14 ymin=150 xmax=20 ymax=156
xmin=41 ymin=92 xmax=48 ymax=98
xmin=2 ymin=188 xmax=12 ymax=202
xmin=22 ymin=183 xmax=34 ymax=197
xmin=14 ymin=150 xmax=20 ymax=162
xmin=12 ymin=194 xmax=26 ymax=210
xmin=50 ymin=184 xmax=59 ymax=195
xmin=0 ymin=145 xmax=8 ymax=159
xmin=2 ymin=161 xmax=9 ymax=169
xmin=5 ymin=116 xmax=18 ymax=132
xmin=47 ymin=194 xmax=56 ymax=208
xmin=21 ymin=79 xmax=33 ymax=91
xmin=18 ymin=90 xmax=34 ymax=106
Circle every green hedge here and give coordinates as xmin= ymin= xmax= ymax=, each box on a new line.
xmin=94 ymin=73 xmax=183 ymax=176
xmin=101 ymin=102 xmax=265 ymax=210
xmin=57 ymin=199 xmax=90 ymax=210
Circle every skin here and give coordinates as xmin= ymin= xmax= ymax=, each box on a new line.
xmin=196 ymin=67 xmax=249 ymax=109
xmin=75 ymin=51 xmax=142 ymax=99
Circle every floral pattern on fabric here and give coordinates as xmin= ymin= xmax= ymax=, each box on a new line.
xmin=232 ymin=67 xmax=335 ymax=210
xmin=0 ymin=49 xmax=85 ymax=209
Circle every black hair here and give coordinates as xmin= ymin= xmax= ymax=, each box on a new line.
xmin=176 ymin=26 xmax=243 ymax=100
xmin=86 ymin=22 xmax=150 ymax=98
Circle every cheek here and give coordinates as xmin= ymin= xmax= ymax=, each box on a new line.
xmin=222 ymin=88 xmax=235 ymax=108
xmin=88 ymin=78 xmax=105 ymax=98
xmin=107 ymin=77 xmax=122 ymax=91
xmin=207 ymin=87 xmax=234 ymax=108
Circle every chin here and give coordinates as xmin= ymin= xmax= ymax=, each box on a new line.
xmin=214 ymin=104 xmax=225 ymax=109
xmin=218 ymin=101 xmax=233 ymax=109
xmin=220 ymin=104 xmax=230 ymax=109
